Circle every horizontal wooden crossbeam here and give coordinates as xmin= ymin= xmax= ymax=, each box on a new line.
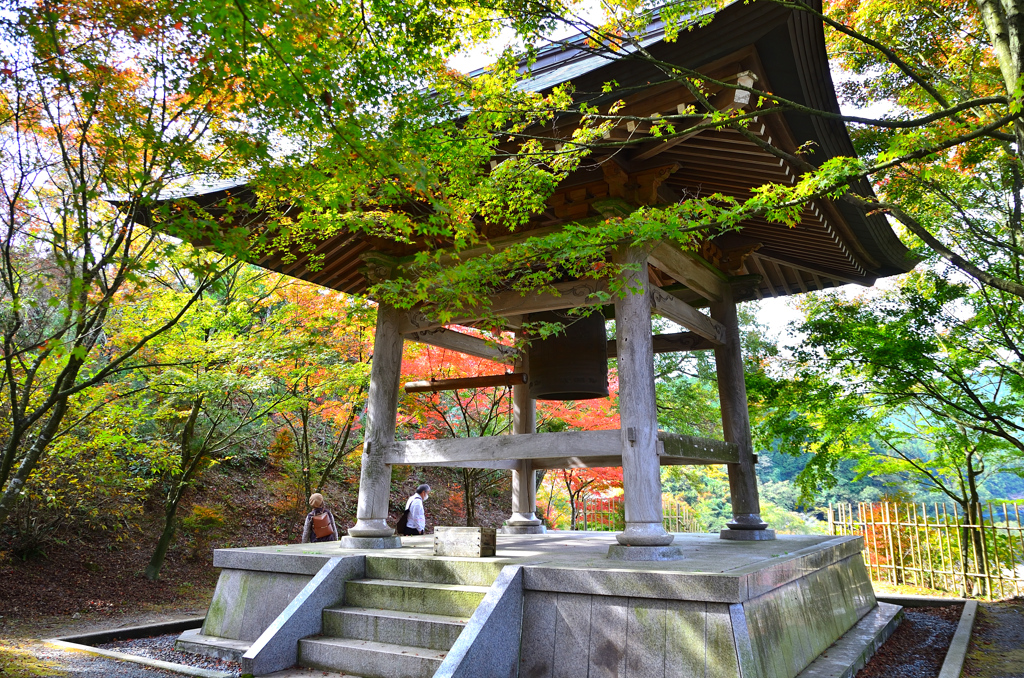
xmin=658 ymin=432 xmax=739 ymax=464
xmin=384 ymin=429 xmax=739 ymax=469
xmin=404 ymin=372 xmax=527 ymax=394
xmin=607 ymin=331 xmax=714 ymax=357
xmin=404 ymin=328 xmax=519 ymax=363
xmin=387 ymin=430 xmax=621 ymax=466
xmin=397 ymin=279 xmax=610 ymax=334
xmin=406 ymin=328 xmax=712 ymax=362
xmin=648 ymin=242 xmax=728 ymax=303
xmin=649 ymin=287 xmax=727 ymax=344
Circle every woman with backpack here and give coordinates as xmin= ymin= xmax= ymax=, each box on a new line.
xmin=301 ymin=493 xmax=339 ymax=543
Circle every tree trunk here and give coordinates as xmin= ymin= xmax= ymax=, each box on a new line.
xmin=145 ymin=500 xmax=180 ymax=581
xmin=146 ymin=399 xmax=201 ymax=581
xmin=565 ymin=474 xmax=579 ymax=530
xmin=316 ymin=391 xmax=364 ymax=493
xmin=0 ymin=400 xmax=70 ymax=526
xmin=463 ymin=469 xmax=476 ymax=526
xmin=301 ymin=408 xmax=311 ymax=505
xmin=966 ymin=463 xmax=988 ymax=597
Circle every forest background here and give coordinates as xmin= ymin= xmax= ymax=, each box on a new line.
xmin=4 ymin=0 xmax=1024 ymax=617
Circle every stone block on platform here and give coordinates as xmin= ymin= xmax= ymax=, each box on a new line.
xmin=434 ymin=526 xmax=496 ymax=557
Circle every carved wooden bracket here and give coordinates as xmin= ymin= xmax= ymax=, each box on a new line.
xmin=360 ymin=251 xmax=399 ymax=283
xmin=601 ymin=161 xmax=680 ymax=206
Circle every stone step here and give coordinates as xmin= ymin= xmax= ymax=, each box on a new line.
xmin=322 ymin=606 xmax=468 ymax=651
xmin=174 ymin=629 xmax=251 ymax=662
xmin=364 ymin=555 xmax=506 ymax=586
xmin=298 ymin=636 xmax=447 ymax=678
xmin=344 ymin=579 xmax=490 ymax=617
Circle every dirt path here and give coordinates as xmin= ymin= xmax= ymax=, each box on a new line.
xmin=964 ymin=599 xmax=1024 ymax=678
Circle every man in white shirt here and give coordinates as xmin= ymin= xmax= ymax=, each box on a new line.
xmin=402 ymin=484 xmax=430 ymax=535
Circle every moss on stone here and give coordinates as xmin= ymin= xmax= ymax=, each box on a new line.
xmin=0 ymin=642 xmax=66 ymax=678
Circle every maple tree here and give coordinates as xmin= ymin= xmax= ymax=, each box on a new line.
xmin=109 ymin=267 xmax=300 ymax=579
xmin=0 ymin=0 xmax=252 ymax=527
xmin=264 ymin=285 xmax=374 ymax=507
xmin=4 ymin=0 xmax=1023 ymax=556
xmin=558 ymin=467 xmax=623 ymax=530
xmin=532 ymin=372 xmax=624 ymax=529
xmin=733 ymin=0 xmax=1024 ymax=540
xmin=403 ymin=338 xmax=515 ymax=526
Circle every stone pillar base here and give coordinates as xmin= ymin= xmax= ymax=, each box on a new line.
xmin=500 ymin=525 xmax=547 ymax=535
xmin=507 ymin=512 xmax=542 ymax=526
xmin=606 ymin=545 xmax=684 ymax=561
xmin=727 ymin=513 xmax=769 ymax=530
xmin=719 ymin=528 xmax=777 ymax=541
xmin=348 ymin=517 xmax=394 ymax=538
xmin=339 ymin=535 xmax=403 ymax=549
xmin=615 ymin=521 xmax=675 ymax=546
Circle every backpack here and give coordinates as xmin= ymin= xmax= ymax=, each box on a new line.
xmin=312 ymin=511 xmax=333 ymax=539
xmin=395 ymin=508 xmax=411 ymax=535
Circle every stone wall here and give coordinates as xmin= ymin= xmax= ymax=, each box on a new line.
xmin=202 ymin=569 xmax=313 ymax=642
xmin=521 ymin=592 xmax=742 ymax=678
xmin=518 ymin=553 xmax=877 ymax=678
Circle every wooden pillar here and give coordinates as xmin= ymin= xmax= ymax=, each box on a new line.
xmin=349 ymin=303 xmax=404 ymax=538
xmin=509 ymin=350 xmax=541 ymax=526
xmin=613 ymin=246 xmax=673 ymax=547
xmin=710 ymin=287 xmax=774 ymax=540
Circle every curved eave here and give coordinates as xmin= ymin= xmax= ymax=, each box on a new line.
xmin=120 ymin=0 xmax=915 ymax=301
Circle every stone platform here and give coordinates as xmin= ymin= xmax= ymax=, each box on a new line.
xmin=184 ymin=532 xmax=891 ymax=678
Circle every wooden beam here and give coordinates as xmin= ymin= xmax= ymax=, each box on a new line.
xmin=404 ymin=372 xmax=527 ymax=394
xmin=385 ymin=429 xmax=623 ymax=466
xmin=754 ymin=251 xmax=867 ymax=287
xmin=397 ymin=279 xmax=610 ymax=334
xmin=407 ymin=459 xmax=519 ymax=469
xmin=769 ymin=258 xmax=793 ymax=295
xmin=528 ymin=454 xmax=736 ymax=469
xmin=386 ymin=429 xmax=737 ymax=469
xmin=750 ymin=255 xmax=778 ymax=298
xmin=531 ymin=456 xmax=624 ymax=470
xmin=658 ymin=432 xmax=739 ymax=464
xmin=606 ymin=331 xmax=714 ymax=358
xmin=649 ymin=287 xmax=727 ymax=345
xmin=648 ymin=242 xmax=728 ymax=302
xmin=405 ymin=328 xmax=519 ymax=363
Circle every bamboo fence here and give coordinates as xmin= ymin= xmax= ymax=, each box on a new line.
xmin=828 ymin=501 xmax=1024 ymax=599
xmin=578 ymin=497 xmax=702 ymax=533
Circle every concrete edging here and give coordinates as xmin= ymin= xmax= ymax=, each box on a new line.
xmin=876 ymin=594 xmax=968 ymax=608
xmin=794 ymin=602 xmax=904 ymax=678
xmin=56 ymin=616 xmax=207 ymax=645
xmin=937 ymin=599 xmax=979 ymax=678
xmin=45 ymin=639 xmax=231 ymax=678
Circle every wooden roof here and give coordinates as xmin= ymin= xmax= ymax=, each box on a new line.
xmin=134 ymin=0 xmax=913 ymax=304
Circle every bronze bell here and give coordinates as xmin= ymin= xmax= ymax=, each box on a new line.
xmin=527 ymin=310 xmax=609 ymax=400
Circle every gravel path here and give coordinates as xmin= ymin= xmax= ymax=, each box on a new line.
xmin=31 ymin=641 xmax=182 ymax=678
xmin=97 ymin=633 xmax=241 ymax=676
xmin=964 ymin=599 xmax=1024 ymax=678
xmin=856 ymin=605 xmax=962 ymax=678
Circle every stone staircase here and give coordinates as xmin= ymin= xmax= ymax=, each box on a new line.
xmin=297 ymin=556 xmax=504 ymax=678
